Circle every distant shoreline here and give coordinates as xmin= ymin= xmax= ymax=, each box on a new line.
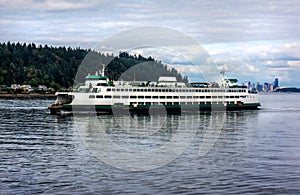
xmin=0 ymin=93 xmax=56 ymax=99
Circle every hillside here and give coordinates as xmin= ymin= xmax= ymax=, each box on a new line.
xmin=0 ymin=42 xmax=188 ymax=90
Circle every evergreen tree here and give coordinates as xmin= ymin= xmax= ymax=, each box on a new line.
xmin=0 ymin=42 xmax=188 ymax=90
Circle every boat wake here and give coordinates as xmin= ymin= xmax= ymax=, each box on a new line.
xmin=260 ymin=107 xmax=300 ymax=112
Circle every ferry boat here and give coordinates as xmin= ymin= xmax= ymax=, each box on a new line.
xmin=49 ymin=71 xmax=260 ymax=115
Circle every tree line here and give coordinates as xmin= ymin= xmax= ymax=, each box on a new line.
xmin=0 ymin=42 xmax=188 ymax=90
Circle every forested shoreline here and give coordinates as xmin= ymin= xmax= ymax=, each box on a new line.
xmin=0 ymin=42 xmax=188 ymax=91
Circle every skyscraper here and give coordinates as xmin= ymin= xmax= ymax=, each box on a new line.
xmin=273 ymin=78 xmax=279 ymax=89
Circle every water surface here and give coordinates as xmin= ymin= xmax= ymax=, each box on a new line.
xmin=0 ymin=94 xmax=299 ymax=194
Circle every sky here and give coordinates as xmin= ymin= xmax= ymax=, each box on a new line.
xmin=1 ymin=0 xmax=300 ymax=87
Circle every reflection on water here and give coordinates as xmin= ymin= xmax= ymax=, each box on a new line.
xmin=74 ymin=113 xmax=227 ymax=171
xmin=0 ymin=95 xmax=300 ymax=193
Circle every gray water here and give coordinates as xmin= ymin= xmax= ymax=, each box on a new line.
xmin=0 ymin=94 xmax=300 ymax=194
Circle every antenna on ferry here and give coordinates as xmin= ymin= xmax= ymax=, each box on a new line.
xmin=220 ymin=69 xmax=226 ymax=87
xmin=220 ymin=69 xmax=226 ymax=80
xmin=101 ymin=64 xmax=105 ymax=76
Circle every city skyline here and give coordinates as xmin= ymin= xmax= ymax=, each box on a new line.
xmin=243 ymin=78 xmax=281 ymax=92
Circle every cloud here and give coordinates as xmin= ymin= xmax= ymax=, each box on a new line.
xmin=2 ymin=0 xmax=300 ymax=44
xmin=0 ymin=0 xmax=99 ymax=11
xmin=205 ymin=40 xmax=300 ymax=86
xmin=1 ymin=0 xmax=300 ymax=86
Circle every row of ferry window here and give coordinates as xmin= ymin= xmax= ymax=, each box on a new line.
xmin=104 ymin=88 xmax=247 ymax=93
xmin=128 ymin=101 xmax=235 ymax=105
xmin=89 ymin=95 xmax=247 ymax=99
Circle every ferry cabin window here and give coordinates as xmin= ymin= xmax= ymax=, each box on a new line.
xmin=130 ymin=96 xmax=137 ymax=99
xmin=145 ymin=96 xmax=151 ymax=99
xmin=107 ymin=88 xmax=111 ymax=92
xmin=89 ymin=95 xmax=95 ymax=98
xmin=200 ymin=96 xmax=205 ymax=99
xmin=206 ymin=96 xmax=211 ymax=99
xmin=153 ymin=96 xmax=158 ymax=99
xmin=96 ymin=95 xmax=103 ymax=98
xmin=212 ymin=96 xmax=217 ymax=99
xmin=173 ymin=96 xmax=179 ymax=99
xmin=138 ymin=96 xmax=144 ymax=99
xmin=167 ymin=96 xmax=172 ymax=99
xmin=113 ymin=95 xmax=121 ymax=98
xmin=160 ymin=96 xmax=165 ymax=99
xmin=122 ymin=96 xmax=129 ymax=99
xmin=104 ymin=95 xmax=111 ymax=98
xmin=187 ymin=96 xmax=193 ymax=99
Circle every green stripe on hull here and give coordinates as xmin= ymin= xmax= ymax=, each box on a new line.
xmin=56 ymin=103 xmax=260 ymax=114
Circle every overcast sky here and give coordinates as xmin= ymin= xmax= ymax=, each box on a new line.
xmin=1 ymin=0 xmax=300 ymax=86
